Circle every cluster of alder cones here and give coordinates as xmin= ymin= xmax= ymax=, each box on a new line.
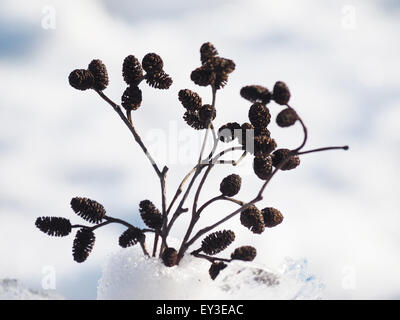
xmin=35 ymin=42 xmax=347 ymax=281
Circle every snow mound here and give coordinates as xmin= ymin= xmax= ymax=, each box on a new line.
xmin=97 ymin=246 xmax=324 ymax=300
xmin=0 ymin=279 xmax=63 ymax=300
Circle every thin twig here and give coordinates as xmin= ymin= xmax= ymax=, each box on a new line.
xmin=95 ymin=90 xmax=163 ymax=177
xmin=297 ymin=145 xmax=349 ymax=155
xmin=198 ymin=86 xmax=217 ymax=166
xmin=191 ymin=250 xmax=232 ymax=263
xmin=166 ymin=166 xmax=197 ymax=215
xmin=196 ymin=195 xmax=245 ymax=217
xmin=287 ymin=103 xmax=308 ymax=152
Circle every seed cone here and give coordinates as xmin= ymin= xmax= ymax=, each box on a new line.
xmin=253 ymin=156 xmax=273 ymax=180
xmin=240 ymin=85 xmax=271 ymax=105
xmin=218 ymin=122 xmax=241 ymax=142
xmin=142 ymin=53 xmax=164 ymax=73
xmin=240 ymin=205 xmax=265 ymax=234
xmin=119 ymin=227 xmax=145 ymax=248
xmin=191 ymin=66 xmax=215 ymax=87
xmin=207 ymin=57 xmax=235 ymax=89
xmin=191 ymin=46 xmax=235 ymax=89
xmin=209 ymin=262 xmax=227 ymax=280
xmin=162 ymin=247 xmax=178 ymax=267
xmin=70 ymin=197 xmax=106 ymax=224
xmin=88 ymin=59 xmax=109 ymax=91
xmin=220 ymin=174 xmax=242 ymax=197
xmin=35 ymin=217 xmax=72 ymax=237
xmin=271 ymin=148 xmax=300 ymax=170
xmin=231 ymin=246 xmax=257 ymax=261
xmin=248 ymin=103 xmax=271 ymax=129
xmin=200 ymin=42 xmax=218 ymax=64
xmin=254 ymin=126 xmax=271 ymax=138
xmin=68 ymin=69 xmax=94 ymax=90
xmin=184 ymin=104 xmax=216 ymax=130
xmin=178 ymin=89 xmax=202 ymax=111
xmin=122 ymin=55 xmax=143 ymax=86
xmin=139 ymin=200 xmax=162 ymax=230
xmin=272 ymin=81 xmax=291 ymax=105
xmin=276 ymin=108 xmax=298 ymax=127
xmin=253 ymin=136 xmax=277 ymax=157
xmin=201 ymin=230 xmax=235 ymax=255
xmin=121 ymin=86 xmax=142 ymax=111
xmin=73 ymin=228 xmax=95 ymax=263
xmin=261 ymin=207 xmax=284 ymax=228
xmin=146 ymin=71 xmax=173 ymax=89
xmin=198 ymin=104 xmax=216 ymax=123
xmin=183 ymin=111 xmax=203 ymax=130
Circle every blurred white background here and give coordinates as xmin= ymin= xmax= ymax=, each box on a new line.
xmin=0 ymin=0 xmax=399 ymax=299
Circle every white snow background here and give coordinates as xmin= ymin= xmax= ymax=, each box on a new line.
xmin=0 ymin=0 xmax=399 ymax=299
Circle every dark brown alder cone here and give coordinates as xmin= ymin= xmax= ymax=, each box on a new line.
xmin=68 ymin=69 xmax=94 ymax=90
xmin=271 ymin=148 xmax=300 ymax=170
xmin=261 ymin=207 xmax=284 ymax=228
xmin=240 ymin=85 xmax=271 ymax=105
xmin=220 ymin=174 xmax=242 ymax=197
xmin=248 ymin=102 xmax=271 ymax=129
xmin=200 ymin=42 xmax=218 ymax=64
xmin=88 ymin=59 xmax=109 ymax=91
xmin=272 ymin=81 xmax=291 ymax=105
xmin=161 ymin=247 xmax=178 ymax=267
xmin=218 ymin=122 xmax=241 ymax=142
xmin=191 ymin=66 xmax=215 ymax=87
xmin=198 ymin=104 xmax=216 ymax=123
xmin=73 ymin=228 xmax=95 ymax=263
xmin=121 ymin=86 xmax=142 ymax=111
xmin=178 ymin=89 xmax=202 ymax=111
xmin=231 ymin=246 xmax=257 ymax=261
xmin=209 ymin=262 xmax=227 ymax=280
xmin=139 ymin=200 xmax=162 ymax=230
xmin=146 ymin=71 xmax=173 ymax=89
xmin=119 ymin=227 xmax=145 ymax=248
xmin=142 ymin=53 xmax=164 ymax=73
xmin=254 ymin=126 xmax=271 ymax=138
xmin=70 ymin=197 xmax=106 ymax=224
xmin=35 ymin=217 xmax=72 ymax=237
xmin=207 ymin=57 xmax=235 ymax=89
xmin=201 ymin=230 xmax=235 ymax=255
xmin=276 ymin=108 xmax=298 ymax=127
xmin=240 ymin=205 xmax=265 ymax=234
xmin=122 ymin=55 xmax=143 ymax=86
xmin=191 ymin=55 xmax=235 ymax=89
xmin=183 ymin=111 xmax=204 ymax=130
xmin=253 ymin=136 xmax=277 ymax=157
xmin=253 ymin=156 xmax=273 ymax=180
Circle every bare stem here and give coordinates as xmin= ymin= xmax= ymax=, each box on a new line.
xmin=297 ymin=145 xmax=349 ymax=155
xmin=191 ymin=250 xmax=232 ymax=263
xmin=177 ymin=163 xmax=215 ymax=260
xmin=166 ymin=166 xmax=197 ymax=215
xmin=95 ymin=90 xmax=168 ymax=257
xmin=287 ymin=104 xmax=308 ymax=152
xmin=198 ymin=86 xmax=217 ymax=166
xmin=95 ymin=90 xmax=164 ymax=178
xmin=196 ymin=195 xmax=245 ymax=217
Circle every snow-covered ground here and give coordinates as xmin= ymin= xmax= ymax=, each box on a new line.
xmin=98 ymin=246 xmax=323 ymax=300
xmin=0 ymin=279 xmax=63 ymax=300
